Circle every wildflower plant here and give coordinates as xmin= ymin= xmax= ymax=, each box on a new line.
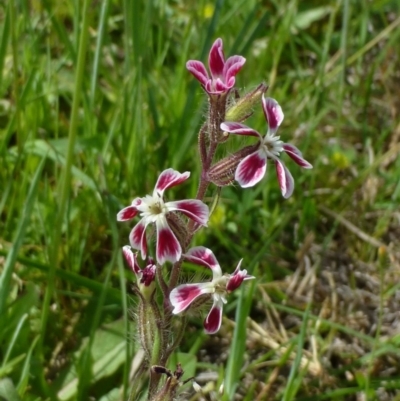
xmin=117 ymin=38 xmax=312 ymax=400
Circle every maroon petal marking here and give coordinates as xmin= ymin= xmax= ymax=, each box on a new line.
xmin=167 ymin=200 xmax=209 ymax=226
xmin=122 ymin=245 xmax=141 ymax=275
xmin=275 ymin=159 xmax=286 ymax=196
xmin=220 ymin=122 xmax=261 ymax=138
xmin=275 ymin=159 xmax=294 ymax=198
xmin=204 ymin=81 xmax=213 ymax=94
xmin=235 ymin=150 xmax=267 ymax=188
xmin=204 ymin=301 xmax=223 ymax=334
xmin=225 ymin=76 xmax=235 ymax=88
xmin=186 ymin=60 xmax=209 ymax=85
xmin=223 ymin=55 xmax=246 ymax=84
xmin=184 ymin=246 xmax=221 ymax=273
xmin=129 ymin=220 xmax=148 ymax=260
xmin=283 ymin=144 xmax=313 ymax=169
xmin=170 ymin=282 xmax=214 ymax=314
xmin=226 ymin=273 xmax=245 ymax=292
xmin=141 ymin=260 xmax=156 ymax=286
xmin=226 ymin=260 xmax=255 ymax=292
xmin=262 ymin=96 xmax=284 ymax=132
xmin=117 ymin=205 xmax=139 ymax=221
xmin=283 ymin=163 xmax=295 ymax=198
xmin=155 ymin=168 xmax=190 ymax=195
xmin=213 ymin=78 xmax=229 ymax=93
xmin=205 ymin=79 xmax=229 ymax=95
xmin=208 ymin=38 xmax=225 ymax=79
xmin=156 ymin=220 xmax=182 ymax=264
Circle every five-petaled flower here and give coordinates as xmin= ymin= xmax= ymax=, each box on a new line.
xmin=169 ymin=247 xmax=254 ymax=334
xmin=220 ymin=95 xmax=313 ymax=198
xmin=186 ymin=38 xmax=246 ymax=96
xmin=117 ymin=169 xmax=209 ymax=265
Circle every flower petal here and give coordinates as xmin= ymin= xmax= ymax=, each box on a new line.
xmin=170 ymin=282 xmax=214 ymax=314
xmin=283 ymin=144 xmax=313 ymax=169
xmin=186 ymin=60 xmax=209 ymax=85
xmin=204 ymin=300 xmax=223 ymax=334
xmin=262 ymin=96 xmax=284 ymax=133
xmin=210 ymin=78 xmax=229 ymax=94
xmin=167 ymin=200 xmax=209 ymax=226
xmin=235 ymin=150 xmax=267 ymax=188
xmin=208 ymin=38 xmax=225 ymax=79
xmin=141 ymin=259 xmax=156 ymax=286
xmin=117 ymin=202 xmax=140 ymax=221
xmin=122 ymin=245 xmax=141 ymax=275
xmin=275 ymin=159 xmax=294 ymax=198
xmin=223 ymin=55 xmax=246 ymax=85
xmin=220 ymin=122 xmax=261 ymax=138
xmin=226 ymin=259 xmax=255 ymax=292
xmin=129 ymin=219 xmax=148 ymax=260
xmin=156 ymin=219 xmax=182 ymax=264
xmin=154 ymin=168 xmax=190 ymax=197
xmin=184 ymin=247 xmax=221 ymax=273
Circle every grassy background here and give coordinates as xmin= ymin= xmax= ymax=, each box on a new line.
xmin=1 ymin=0 xmax=400 ymax=400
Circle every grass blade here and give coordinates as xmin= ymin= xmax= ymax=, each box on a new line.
xmin=223 ymin=279 xmax=256 ymax=400
xmin=0 ymin=158 xmax=45 ymax=314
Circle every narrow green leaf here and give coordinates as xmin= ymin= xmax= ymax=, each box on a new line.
xmin=90 ymin=0 xmax=111 ymax=107
xmin=17 ymin=336 xmax=40 ymax=396
xmin=223 ymin=279 xmax=256 ymax=400
xmin=0 ymin=0 xmax=10 ymax=93
xmin=0 ymin=157 xmax=45 ymax=314
xmin=281 ymin=306 xmax=311 ymax=401
xmin=0 ymin=355 xmax=26 ymax=379
xmin=1 ymin=314 xmax=28 ymax=367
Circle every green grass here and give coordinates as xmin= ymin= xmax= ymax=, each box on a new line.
xmin=1 ymin=0 xmax=400 ymax=400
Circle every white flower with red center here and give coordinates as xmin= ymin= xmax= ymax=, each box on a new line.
xmin=117 ymin=169 xmax=209 ymax=265
xmin=169 ymin=247 xmax=254 ymax=334
xmin=186 ymin=38 xmax=246 ymax=96
xmin=220 ymin=95 xmax=313 ymax=198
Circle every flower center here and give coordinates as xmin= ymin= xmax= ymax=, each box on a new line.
xmin=213 ymin=276 xmax=230 ymax=297
xmin=138 ymin=194 xmax=168 ymax=222
xmin=262 ymin=133 xmax=284 ymax=158
xmin=148 ymin=201 xmax=163 ymax=215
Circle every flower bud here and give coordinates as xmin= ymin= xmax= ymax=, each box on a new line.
xmin=138 ymin=258 xmax=157 ymax=298
xmin=122 ymin=246 xmax=163 ymax=364
xmin=122 ymin=246 xmax=156 ymax=300
xmin=166 ymin=213 xmax=189 ymax=249
xmin=208 ymin=144 xmax=259 ymax=187
xmin=225 ymin=83 xmax=268 ymax=123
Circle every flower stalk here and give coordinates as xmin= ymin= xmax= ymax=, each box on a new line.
xmin=116 ymin=38 xmax=313 ymax=399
